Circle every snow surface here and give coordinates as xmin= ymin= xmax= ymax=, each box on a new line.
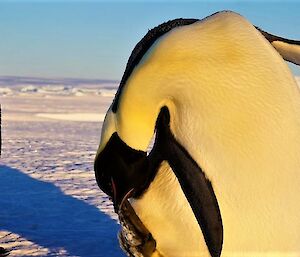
xmin=35 ymin=113 xmax=105 ymax=122
xmin=0 ymin=80 xmax=125 ymax=257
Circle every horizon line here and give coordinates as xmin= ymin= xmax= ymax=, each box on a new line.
xmin=0 ymin=75 xmax=120 ymax=83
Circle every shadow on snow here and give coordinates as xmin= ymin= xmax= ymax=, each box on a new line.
xmin=0 ymin=165 xmax=124 ymax=257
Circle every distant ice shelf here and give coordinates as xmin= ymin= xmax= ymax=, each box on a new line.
xmin=36 ymin=113 xmax=106 ymax=122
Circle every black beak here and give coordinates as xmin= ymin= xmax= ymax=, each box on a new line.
xmin=94 ymin=132 xmax=149 ymax=212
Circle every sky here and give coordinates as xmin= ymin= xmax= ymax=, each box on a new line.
xmin=0 ymin=1 xmax=299 ymax=80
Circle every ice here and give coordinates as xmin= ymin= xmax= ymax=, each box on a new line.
xmin=0 ymin=87 xmax=124 ymax=256
xmin=0 ymin=87 xmax=13 ymax=95
xmin=35 ymin=113 xmax=106 ymax=122
xmin=0 ymin=76 xmax=119 ymax=97
xmin=20 ymin=85 xmax=38 ymax=93
xmin=98 ymin=89 xmax=117 ymax=97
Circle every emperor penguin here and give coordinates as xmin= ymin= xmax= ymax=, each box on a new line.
xmin=94 ymin=11 xmax=300 ymax=257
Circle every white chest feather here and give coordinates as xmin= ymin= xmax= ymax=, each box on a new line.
xmin=131 ymin=161 xmax=209 ymax=257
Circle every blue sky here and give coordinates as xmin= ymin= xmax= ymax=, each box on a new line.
xmin=0 ymin=1 xmax=299 ymax=80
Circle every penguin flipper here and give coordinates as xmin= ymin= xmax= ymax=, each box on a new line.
xmin=258 ymin=28 xmax=300 ymax=66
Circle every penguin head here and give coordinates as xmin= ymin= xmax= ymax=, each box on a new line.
xmin=94 ymin=103 xmax=171 ymax=211
xmin=94 ymin=11 xmax=300 ymax=257
xmin=94 ymin=18 xmax=199 ymax=210
xmin=94 ymin=114 xmax=150 ymax=210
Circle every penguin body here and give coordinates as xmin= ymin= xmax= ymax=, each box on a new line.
xmin=95 ymin=11 xmax=300 ymax=257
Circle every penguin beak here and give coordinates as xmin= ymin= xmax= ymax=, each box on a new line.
xmin=94 ymin=132 xmax=149 ymax=212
